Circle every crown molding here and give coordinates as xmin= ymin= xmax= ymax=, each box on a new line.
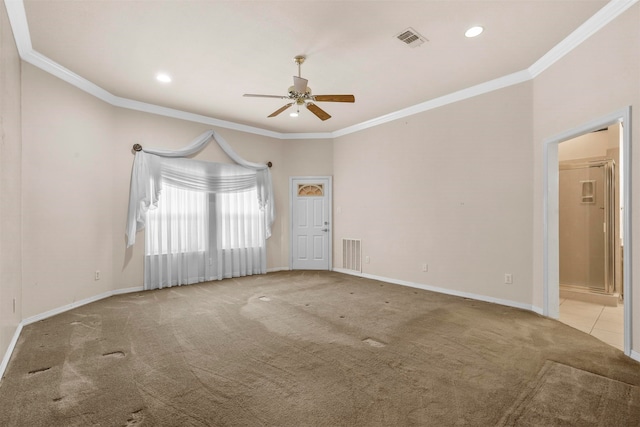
xmin=529 ymin=0 xmax=639 ymax=78
xmin=333 ymin=70 xmax=533 ymax=138
xmin=25 ymin=49 xmax=118 ymax=103
xmin=113 ymin=97 xmax=287 ymax=139
xmin=3 ymin=0 xmax=30 ymax=55
xmin=4 ymin=0 xmax=635 ymax=140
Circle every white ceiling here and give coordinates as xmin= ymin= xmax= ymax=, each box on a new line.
xmin=20 ymin=0 xmax=612 ymax=135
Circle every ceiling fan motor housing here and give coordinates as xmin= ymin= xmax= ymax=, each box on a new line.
xmin=288 ymin=85 xmax=312 ymax=99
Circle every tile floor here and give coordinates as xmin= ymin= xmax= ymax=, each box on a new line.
xmin=559 ymin=298 xmax=624 ymax=351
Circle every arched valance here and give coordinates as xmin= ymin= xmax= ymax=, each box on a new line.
xmin=126 ymin=130 xmax=274 ymax=247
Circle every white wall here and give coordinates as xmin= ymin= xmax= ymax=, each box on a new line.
xmin=21 ymin=64 xmax=116 ymax=318
xmin=0 ymin=1 xmax=22 ymax=363
xmin=20 ymin=63 xmax=334 ymax=321
xmin=334 ymin=82 xmax=534 ymax=305
xmin=532 ymin=4 xmax=639 ymax=349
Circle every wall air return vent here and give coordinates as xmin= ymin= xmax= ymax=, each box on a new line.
xmin=342 ymin=238 xmax=362 ymax=273
xmin=396 ymin=27 xmax=427 ymax=47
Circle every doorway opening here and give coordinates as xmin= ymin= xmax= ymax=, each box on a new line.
xmin=557 ymin=125 xmax=624 ymax=350
xmin=543 ymin=107 xmax=631 ymax=356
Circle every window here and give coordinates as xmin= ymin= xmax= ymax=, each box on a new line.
xmin=298 ymin=184 xmax=324 ymax=196
xmin=216 ymin=188 xmax=264 ymax=250
xmin=146 ymin=186 xmax=264 ymax=256
xmin=145 ymin=185 xmax=207 ymax=255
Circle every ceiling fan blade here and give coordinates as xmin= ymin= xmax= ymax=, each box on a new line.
xmin=244 ymin=94 xmax=288 ymax=99
xmin=268 ymin=103 xmax=294 ymax=118
xmin=306 ymin=103 xmax=331 ymax=121
xmin=293 ymin=76 xmax=308 ymax=93
xmin=313 ymin=94 xmax=355 ymax=103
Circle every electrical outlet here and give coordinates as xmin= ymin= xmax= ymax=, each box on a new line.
xmin=95 ymin=270 xmax=100 ymax=281
xmin=365 ymin=256 xmax=370 ymax=264
xmin=504 ymin=273 xmax=513 ymax=284
xmin=422 ymin=263 xmax=428 ymax=272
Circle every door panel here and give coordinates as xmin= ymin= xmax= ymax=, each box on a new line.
xmin=291 ymin=177 xmax=331 ymax=270
xmin=297 ymin=236 xmax=308 ymax=259
xmin=313 ymin=235 xmax=324 ymax=260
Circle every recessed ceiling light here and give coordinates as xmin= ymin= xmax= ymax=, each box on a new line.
xmin=465 ymin=26 xmax=484 ymax=38
xmin=156 ymin=73 xmax=172 ymax=83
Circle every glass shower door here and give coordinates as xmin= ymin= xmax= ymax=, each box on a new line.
xmin=559 ymin=160 xmax=615 ymax=294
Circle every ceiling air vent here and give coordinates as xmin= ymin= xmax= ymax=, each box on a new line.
xmin=396 ymin=27 xmax=427 ymax=48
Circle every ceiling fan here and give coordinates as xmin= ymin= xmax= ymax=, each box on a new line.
xmin=243 ymin=55 xmax=355 ymax=121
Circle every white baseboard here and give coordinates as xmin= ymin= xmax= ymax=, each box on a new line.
xmin=22 ymin=286 xmax=144 ymax=326
xmin=333 ymin=268 xmax=540 ymax=313
xmin=333 ymin=269 xmax=640 ymax=360
xmin=530 ymin=305 xmax=545 ymax=315
xmin=112 ymin=286 xmax=145 ymax=296
xmin=0 ymin=322 xmax=23 ymax=382
xmin=0 ymin=285 xmax=143 ymax=382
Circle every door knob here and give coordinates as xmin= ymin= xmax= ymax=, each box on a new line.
xmin=321 ymin=228 xmax=329 ymax=232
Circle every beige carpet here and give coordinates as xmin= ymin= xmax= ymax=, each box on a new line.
xmin=0 ymin=271 xmax=639 ymax=426
xmin=498 ymin=360 xmax=640 ymax=426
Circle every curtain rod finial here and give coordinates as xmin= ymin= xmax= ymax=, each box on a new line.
xmin=133 ymin=143 xmax=142 ymax=152
xmin=267 ymin=161 xmax=272 ymax=168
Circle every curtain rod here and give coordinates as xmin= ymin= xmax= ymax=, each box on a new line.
xmin=132 ymin=143 xmax=272 ymax=168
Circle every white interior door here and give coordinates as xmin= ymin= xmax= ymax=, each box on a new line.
xmin=290 ymin=177 xmax=331 ymax=270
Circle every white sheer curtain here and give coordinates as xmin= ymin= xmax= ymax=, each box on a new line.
xmin=126 ymin=130 xmax=274 ymax=290
xmin=213 ymin=189 xmax=265 ymax=279
xmin=144 ymin=184 xmax=209 ymax=288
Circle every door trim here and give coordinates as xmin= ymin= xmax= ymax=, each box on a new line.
xmin=289 ymin=176 xmax=333 ymax=270
xmin=543 ymin=106 xmax=632 ymax=356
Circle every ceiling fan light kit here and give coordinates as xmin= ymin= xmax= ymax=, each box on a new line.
xmin=243 ymin=55 xmax=355 ymax=121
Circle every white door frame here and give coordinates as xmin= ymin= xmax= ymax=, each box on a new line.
xmin=543 ymin=106 xmax=632 ymax=356
xmin=289 ymin=176 xmax=333 ymax=270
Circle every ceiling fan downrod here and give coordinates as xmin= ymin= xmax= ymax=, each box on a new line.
xmin=293 ymin=55 xmax=305 ymax=78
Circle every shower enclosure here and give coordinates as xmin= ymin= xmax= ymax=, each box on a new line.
xmin=559 ymin=158 xmax=618 ymax=302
